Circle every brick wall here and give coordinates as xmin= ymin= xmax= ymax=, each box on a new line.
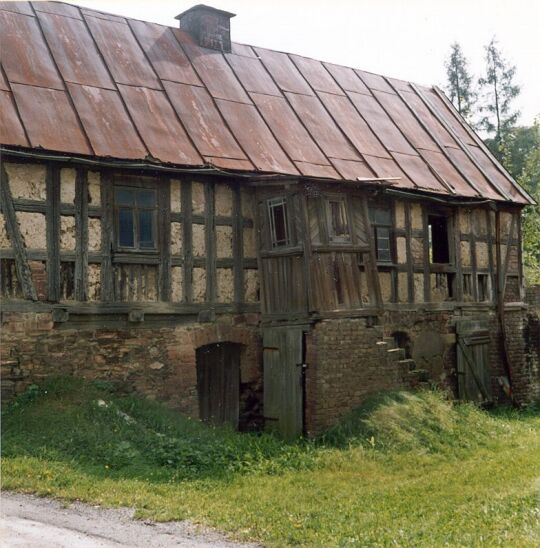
xmin=1 ymin=312 xmax=262 ymax=427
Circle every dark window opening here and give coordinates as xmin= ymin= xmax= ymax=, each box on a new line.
xmin=327 ymin=199 xmax=350 ymax=242
xmin=115 ymin=186 xmax=157 ymax=251
xmin=478 ymin=274 xmax=490 ymax=302
xmin=267 ymin=197 xmax=290 ymax=248
xmin=428 ymin=215 xmax=450 ymax=264
xmin=369 ymin=206 xmax=393 ymax=262
xmin=392 ymin=331 xmax=412 ymax=360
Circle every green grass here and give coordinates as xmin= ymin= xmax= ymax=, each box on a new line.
xmin=2 ymin=378 xmax=540 ymax=546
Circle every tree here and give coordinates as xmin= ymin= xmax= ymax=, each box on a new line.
xmin=478 ymin=37 xmax=520 ymax=160
xmin=518 ymin=119 xmax=540 ymax=284
xmin=445 ymin=42 xmax=476 ymax=124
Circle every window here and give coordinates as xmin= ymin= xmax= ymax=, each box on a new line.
xmin=267 ymin=197 xmax=291 ymax=248
xmin=478 ymin=274 xmax=490 ymax=302
xmin=327 ymin=199 xmax=350 ymax=242
xmin=428 ymin=215 xmax=450 ymax=264
xmin=369 ymin=206 xmax=392 ymax=262
xmin=115 ymin=186 xmax=157 ymax=251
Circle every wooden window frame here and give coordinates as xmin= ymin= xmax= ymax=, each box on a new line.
xmin=325 ymin=196 xmax=351 ymax=244
xmin=267 ymin=196 xmax=292 ymax=249
xmin=427 ymin=212 xmax=452 ymax=265
xmin=114 ymin=184 xmax=158 ymax=253
xmin=369 ymin=204 xmax=393 ymax=263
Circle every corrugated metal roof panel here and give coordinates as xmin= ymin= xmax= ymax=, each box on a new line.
xmin=32 ymin=1 xmax=81 ymax=19
xmin=0 ymin=10 xmax=64 ymax=89
xmin=0 ymin=90 xmax=29 ymax=147
xmin=226 ymin=54 xmax=281 ymax=96
xmin=329 ymin=159 xmax=375 ymax=181
xmin=391 ymin=152 xmax=447 ymax=193
xmin=323 ymin=62 xmax=370 ymax=95
xmin=118 ymin=85 xmax=203 ymax=165
xmin=318 ymin=92 xmax=391 ymax=159
xmin=163 ymin=80 xmax=249 ymax=161
xmin=418 ymin=149 xmax=477 ymax=197
xmin=12 ymin=83 xmax=91 ymax=154
xmin=217 ymin=99 xmax=299 ymax=174
xmin=289 ymin=55 xmax=343 ymax=95
xmin=0 ymin=1 xmax=33 ymax=16
xmin=348 ymin=92 xmax=417 ymax=155
xmin=85 ymin=15 xmax=161 ymax=89
xmin=445 ymin=147 xmax=501 ymax=200
xmin=67 ymin=83 xmax=146 ymax=159
xmin=356 ymin=70 xmax=395 ymax=94
xmin=231 ymin=42 xmax=256 ymax=58
xmin=363 ymin=155 xmax=416 ymax=189
xmin=295 ymin=161 xmax=340 ymax=179
xmin=254 ymin=47 xmax=313 ymax=95
xmin=182 ymin=42 xmax=250 ymax=104
xmin=203 ymin=156 xmax=255 ymax=171
xmin=373 ymin=90 xmax=439 ymax=152
xmin=81 ymin=8 xmax=126 ymax=24
xmin=37 ymin=11 xmax=115 ymax=89
xmin=129 ymin=20 xmax=202 ymax=86
xmin=251 ymin=92 xmax=330 ymax=165
xmin=286 ymin=92 xmax=362 ymax=161
xmin=0 ymin=66 xmax=9 ymax=91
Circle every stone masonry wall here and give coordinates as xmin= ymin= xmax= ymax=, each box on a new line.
xmin=1 ymin=312 xmax=262 ymax=427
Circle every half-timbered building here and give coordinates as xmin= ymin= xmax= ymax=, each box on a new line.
xmin=1 ymin=2 xmax=538 ymax=437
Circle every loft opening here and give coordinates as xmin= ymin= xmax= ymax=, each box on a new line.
xmin=428 ymin=214 xmax=450 ymax=264
xmin=326 ymin=197 xmax=350 ymax=243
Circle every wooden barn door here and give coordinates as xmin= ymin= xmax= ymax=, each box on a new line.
xmin=196 ymin=343 xmax=240 ymax=428
xmin=263 ymin=326 xmax=305 ymax=439
xmin=456 ymin=320 xmax=492 ymax=403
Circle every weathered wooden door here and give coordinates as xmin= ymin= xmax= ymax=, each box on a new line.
xmin=263 ymin=326 xmax=305 ymax=439
xmin=456 ymin=320 xmax=492 ymax=403
xmin=196 ymin=343 xmax=240 ymax=428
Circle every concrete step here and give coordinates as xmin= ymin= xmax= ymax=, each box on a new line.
xmin=398 ymin=358 xmax=416 ymax=371
xmin=387 ymin=347 xmax=406 ymax=360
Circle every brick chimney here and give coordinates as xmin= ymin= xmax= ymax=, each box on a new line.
xmin=175 ymin=4 xmax=236 ymax=53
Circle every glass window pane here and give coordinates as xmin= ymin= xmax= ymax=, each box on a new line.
xmin=369 ymin=207 xmax=391 ymax=225
xmin=118 ymin=208 xmax=134 ymax=247
xmin=376 ymin=227 xmax=391 ymax=261
xmin=138 ymin=209 xmax=154 ymax=248
xmin=137 ymin=190 xmax=156 ymax=208
xmin=115 ymin=188 xmax=135 ymax=206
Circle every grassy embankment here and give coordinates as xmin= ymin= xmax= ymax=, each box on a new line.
xmin=2 ymin=378 xmax=539 ymax=546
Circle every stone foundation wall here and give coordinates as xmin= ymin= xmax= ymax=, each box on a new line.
xmin=1 ymin=312 xmax=262 ymax=427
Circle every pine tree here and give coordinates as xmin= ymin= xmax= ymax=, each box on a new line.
xmin=445 ymin=42 xmax=476 ymax=123
xmin=478 ymin=37 xmax=520 ymax=159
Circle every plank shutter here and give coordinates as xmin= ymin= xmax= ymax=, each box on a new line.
xmin=456 ymin=320 xmax=492 ymax=402
xmin=196 ymin=343 xmax=240 ymax=428
xmin=263 ymin=326 xmax=304 ymax=439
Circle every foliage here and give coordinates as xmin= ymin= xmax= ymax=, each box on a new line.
xmin=518 ymin=119 xmax=540 ymax=284
xmin=445 ymin=42 xmax=476 ymax=124
xmin=3 ymin=378 xmax=540 ymax=545
xmin=478 ymin=37 xmax=521 ymax=161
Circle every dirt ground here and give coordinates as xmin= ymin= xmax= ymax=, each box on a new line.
xmin=1 ymin=491 xmax=255 ymax=547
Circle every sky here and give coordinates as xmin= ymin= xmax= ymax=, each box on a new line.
xmin=75 ymin=0 xmax=539 ymax=125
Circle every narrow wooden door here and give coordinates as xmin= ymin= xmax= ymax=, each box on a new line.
xmin=456 ymin=320 xmax=492 ymax=403
xmin=263 ymin=326 xmax=305 ymax=439
xmin=196 ymin=343 xmax=240 ymax=428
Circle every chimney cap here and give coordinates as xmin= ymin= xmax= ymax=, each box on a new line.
xmin=175 ymin=4 xmax=236 ymax=21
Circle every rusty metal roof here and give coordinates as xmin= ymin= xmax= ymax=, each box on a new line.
xmin=0 ymin=1 xmax=531 ymax=204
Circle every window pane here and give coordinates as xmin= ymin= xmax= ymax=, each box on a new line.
xmin=376 ymin=227 xmax=391 ymax=261
xmin=116 ymin=188 xmax=135 ymax=206
xmin=137 ymin=190 xmax=156 ymax=208
xmin=369 ymin=207 xmax=391 ymax=225
xmin=118 ymin=208 xmax=134 ymax=247
xmin=138 ymin=209 xmax=154 ymax=248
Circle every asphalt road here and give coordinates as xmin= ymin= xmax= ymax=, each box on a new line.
xmin=1 ymin=492 xmax=254 ymax=547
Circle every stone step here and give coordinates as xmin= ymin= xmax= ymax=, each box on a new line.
xmin=382 ymin=337 xmax=396 ymax=348
xmin=408 ymin=369 xmax=430 ymax=382
xmin=398 ymin=358 xmax=416 ymax=371
xmin=387 ymin=347 xmax=406 ymax=360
